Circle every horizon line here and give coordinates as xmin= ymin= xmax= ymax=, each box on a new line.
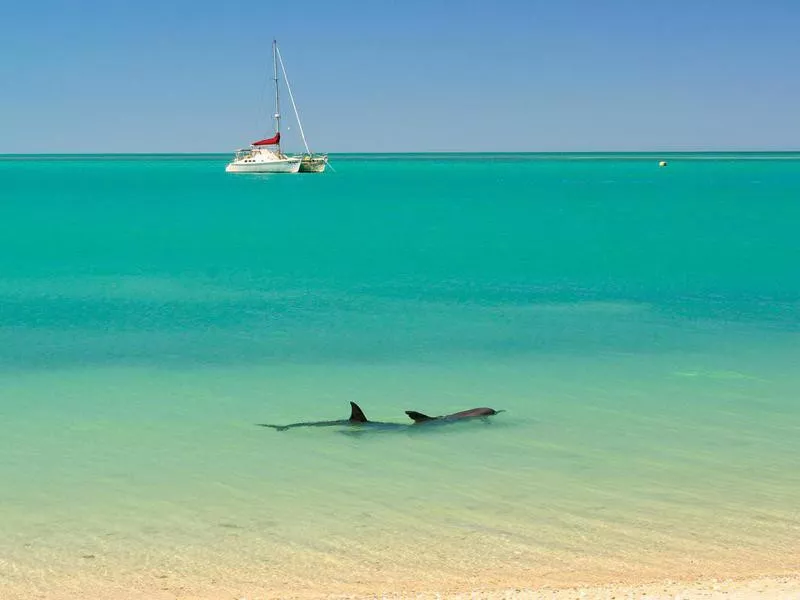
xmin=2 ymin=149 xmax=800 ymax=157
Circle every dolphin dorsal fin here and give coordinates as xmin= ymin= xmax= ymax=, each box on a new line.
xmin=349 ymin=402 xmax=368 ymax=423
xmin=405 ymin=410 xmax=435 ymax=423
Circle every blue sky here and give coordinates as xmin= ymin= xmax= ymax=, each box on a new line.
xmin=1 ymin=0 xmax=798 ymax=152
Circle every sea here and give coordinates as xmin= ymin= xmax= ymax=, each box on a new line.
xmin=1 ymin=153 xmax=798 ymax=597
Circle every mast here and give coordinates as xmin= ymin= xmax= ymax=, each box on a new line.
xmin=276 ymin=43 xmax=312 ymax=155
xmin=272 ymin=39 xmax=281 ymax=153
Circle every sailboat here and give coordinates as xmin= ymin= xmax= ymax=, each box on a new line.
xmin=225 ymin=40 xmax=301 ymax=174
xmin=274 ymin=43 xmax=329 ymax=173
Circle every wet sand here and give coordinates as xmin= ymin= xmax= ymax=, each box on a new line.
xmin=2 ymin=575 xmax=799 ymax=600
xmin=2 ymin=546 xmax=798 ymax=600
xmin=379 ymin=577 xmax=800 ymax=599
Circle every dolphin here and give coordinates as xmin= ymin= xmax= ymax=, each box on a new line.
xmin=405 ymin=407 xmax=502 ymax=424
xmin=257 ymin=402 xmax=402 ymax=431
xmin=343 ymin=406 xmax=505 ymax=437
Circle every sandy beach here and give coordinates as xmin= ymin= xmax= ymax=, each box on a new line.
xmin=2 ymin=546 xmax=799 ymax=600
xmin=2 ymin=512 xmax=798 ymax=600
xmin=2 ymin=574 xmax=800 ymax=600
xmin=384 ymin=577 xmax=800 ymax=600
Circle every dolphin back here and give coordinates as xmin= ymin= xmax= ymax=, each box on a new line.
xmin=446 ymin=407 xmax=499 ymax=419
xmin=349 ymin=402 xmax=369 ymax=423
xmin=405 ymin=410 xmax=437 ymax=423
xmin=406 ymin=407 xmax=503 ymax=424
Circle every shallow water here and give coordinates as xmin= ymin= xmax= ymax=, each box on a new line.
xmin=0 ymin=154 xmax=798 ymax=595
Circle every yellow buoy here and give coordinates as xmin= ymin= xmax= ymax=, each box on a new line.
xmin=658 ymin=161 xmax=668 ymax=167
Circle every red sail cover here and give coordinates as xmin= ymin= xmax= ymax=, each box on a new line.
xmin=252 ymin=132 xmax=280 ymax=146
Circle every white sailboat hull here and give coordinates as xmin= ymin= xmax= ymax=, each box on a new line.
xmin=225 ymin=158 xmax=301 ymax=173
xmin=225 ymin=146 xmax=301 ymax=173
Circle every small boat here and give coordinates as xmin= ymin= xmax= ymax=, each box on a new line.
xmin=274 ymin=43 xmax=329 ymax=173
xmin=298 ymin=154 xmax=328 ymax=173
xmin=225 ymin=40 xmax=301 ymax=174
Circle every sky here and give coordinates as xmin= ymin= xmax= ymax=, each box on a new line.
xmin=1 ymin=0 xmax=799 ymax=153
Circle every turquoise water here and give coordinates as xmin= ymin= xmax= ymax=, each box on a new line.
xmin=1 ymin=154 xmax=799 ymax=595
